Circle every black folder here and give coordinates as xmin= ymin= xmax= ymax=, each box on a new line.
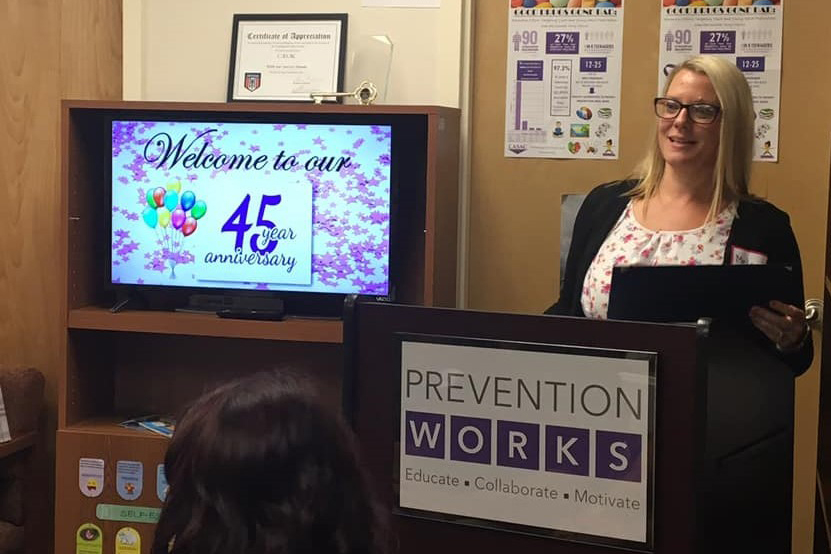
xmin=607 ymin=264 xmax=801 ymax=324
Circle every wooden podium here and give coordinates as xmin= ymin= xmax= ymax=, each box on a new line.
xmin=347 ymin=303 xmax=795 ymax=554
xmin=55 ymin=100 xmax=460 ymax=554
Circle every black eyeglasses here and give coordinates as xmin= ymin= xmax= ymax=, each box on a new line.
xmin=654 ymin=97 xmax=721 ymax=124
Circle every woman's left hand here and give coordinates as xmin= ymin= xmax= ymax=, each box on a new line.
xmin=749 ymin=300 xmax=808 ymax=351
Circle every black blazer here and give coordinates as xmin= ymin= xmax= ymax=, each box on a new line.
xmin=546 ymin=179 xmax=813 ymax=374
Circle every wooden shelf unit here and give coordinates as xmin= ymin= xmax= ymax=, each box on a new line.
xmin=0 ymin=431 xmax=37 ymax=458
xmin=64 ymin=417 xmax=170 ymax=440
xmin=68 ymin=307 xmax=343 ymax=342
xmin=55 ymin=100 xmax=460 ymax=554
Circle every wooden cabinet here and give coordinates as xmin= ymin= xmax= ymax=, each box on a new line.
xmin=55 ymin=100 xmax=459 ymax=554
xmin=817 ymin=177 xmax=831 ymax=551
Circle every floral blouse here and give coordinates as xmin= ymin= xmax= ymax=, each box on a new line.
xmin=581 ymin=200 xmax=737 ymax=319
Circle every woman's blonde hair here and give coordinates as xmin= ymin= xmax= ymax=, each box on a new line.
xmin=630 ymin=55 xmax=755 ymax=222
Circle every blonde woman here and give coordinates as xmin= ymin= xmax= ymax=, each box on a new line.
xmin=546 ymin=55 xmax=811 ymax=373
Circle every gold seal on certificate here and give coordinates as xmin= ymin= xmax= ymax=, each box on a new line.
xmin=227 ymin=14 xmax=347 ymax=102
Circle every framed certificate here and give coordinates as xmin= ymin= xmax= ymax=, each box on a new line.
xmin=227 ymin=13 xmax=348 ymax=102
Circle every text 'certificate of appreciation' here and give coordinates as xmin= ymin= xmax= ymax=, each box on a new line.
xmin=229 ymin=15 xmax=347 ymax=102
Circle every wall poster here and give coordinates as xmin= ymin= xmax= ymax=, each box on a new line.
xmin=505 ymin=1 xmax=624 ymax=160
xmin=659 ymin=1 xmax=784 ymax=162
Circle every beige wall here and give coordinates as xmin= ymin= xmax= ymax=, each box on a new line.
xmin=123 ymin=0 xmax=475 ymax=299
xmin=122 ymin=0 xmax=466 ymax=107
xmin=0 ymin=0 xmax=122 ymax=550
xmin=468 ymin=3 xmax=828 ymax=552
xmin=6 ymin=0 xmax=821 ymax=548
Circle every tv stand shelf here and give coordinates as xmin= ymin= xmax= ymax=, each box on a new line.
xmin=63 ymin=417 xmax=171 ymax=440
xmin=68 ymin=306 xmax=343 ymax=343
xmin=56 ymin=100 xmax=459 ymax=554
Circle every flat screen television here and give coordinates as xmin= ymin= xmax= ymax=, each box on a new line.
xmin=110 ymin=115 xmax=397 ymax=317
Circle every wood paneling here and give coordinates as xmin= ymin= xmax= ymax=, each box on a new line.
xmin=0 ymin=0 xmax=122 ymax=551
xmin=60 ymin=0 xmax=123 ymax=100
xmin=0 ymin=5 xmax=64 ymax=552
xmin=468 ymin=4 xmax=829 ymax=553
xmin=0 ymin=0 xmax=61 ymax=394
xmin=818 ymin=286 xmax=831 ymax=553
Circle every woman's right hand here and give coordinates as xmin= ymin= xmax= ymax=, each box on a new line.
xmin=749 ymin=300 xmax=809 ymax=351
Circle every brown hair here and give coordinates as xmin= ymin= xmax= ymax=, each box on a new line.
xmin=151 ymin=372 xmax=385 ymax=554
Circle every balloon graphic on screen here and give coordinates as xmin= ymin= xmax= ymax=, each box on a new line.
xmin=142 ymin=184 xmax=207 ymax=279
xmin=190 ymin=200 xmax=207 ymax=220
xmin=180 ymin=191 xmax=196 ymax=212
xmin=152 ymin=187 xmax=166 ymax=208
xmin=163 ymin=190 xmax=179 ymax=212
xmin=142 ymin=206 xmax=158 ymax=229
xmin=171 ymin=208 xmax=185 ymax=230
xmin=181 ymin=217 xmax=197 ymax=237
xmin=158 ymin=208 xmax=171 ymax=228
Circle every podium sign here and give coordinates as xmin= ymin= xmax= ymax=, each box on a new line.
xmin=348 ymin=303 xmax=794 ymax=553
xmin=396 ymin=335 xmax=656 ymax=549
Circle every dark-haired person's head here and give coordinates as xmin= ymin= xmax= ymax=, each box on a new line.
xmin=151 ymin=372 xmax=383 ymax=554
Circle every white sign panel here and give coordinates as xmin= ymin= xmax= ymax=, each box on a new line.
xmin=398 ymin=337 xmax=655 ymax=547
xmin=658 ymin=1 xmax=783 ymax=162
xmin=505 ymin=3 xmax=624 ymax=159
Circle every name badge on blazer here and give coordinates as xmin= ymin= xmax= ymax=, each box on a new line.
xmin=731 ymin=246 xmax=768 ymax=265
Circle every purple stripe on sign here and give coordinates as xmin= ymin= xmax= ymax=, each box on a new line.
xmin=546 ymin=32 xmax=579 ymax=55
xmin=700 ymin=30 xmax=736 ymax=54
xmin=595 ymin=430 xmax=642 ymax=482
xmin=450 ymin=415 xmax=491 ymax=465
xmin=544 ymin=425 xmax=589 ymax=476
xmin=404 ymin=411 xmax=445 ymax=459
xmin=497 ymin=420 xmax=540 ymax=470
xmin=517 ymin=60 xmax=544 ymax=81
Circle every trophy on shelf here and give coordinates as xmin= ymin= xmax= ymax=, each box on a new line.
xmin=310 ymin=81 xmax=379 ymax=105
xmin=310 ymin=34 xmax=393 ymax=105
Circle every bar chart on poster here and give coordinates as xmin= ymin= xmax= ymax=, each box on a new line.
xmin=507 ymin=60 xmax=547 ymax=152
xmin=504 ymin=4 xmax=623 ymax=159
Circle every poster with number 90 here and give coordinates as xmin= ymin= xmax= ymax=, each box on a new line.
xmin=658 ymin=0 xmax=783 ymax=162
